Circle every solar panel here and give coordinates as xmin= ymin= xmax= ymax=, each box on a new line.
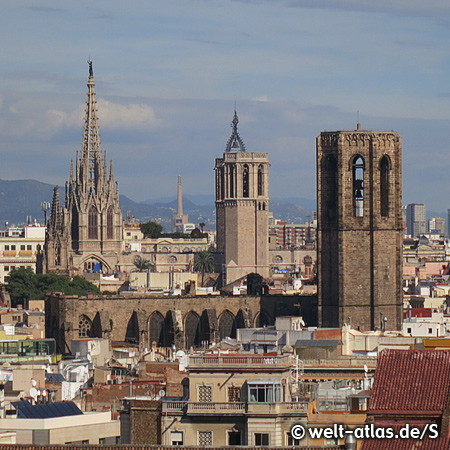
xmin=12 ymin=401 xmax=83 ymax=419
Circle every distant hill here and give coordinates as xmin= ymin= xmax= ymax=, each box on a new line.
xmin=0 ymin=179 xmax=54 ymax=226
xmin=0 ymin=179 xmax=315 ymax=230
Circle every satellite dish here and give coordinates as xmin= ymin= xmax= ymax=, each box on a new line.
xmin=159 ymin=389 xmax=166 ymax=398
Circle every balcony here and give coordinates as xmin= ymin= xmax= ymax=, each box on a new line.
xmin=188 ymin=354 xmax=293 ymax=371
xmin=247 ymin=401 xmax=308 ymax=415
xmin=162 ymin=400 xmax=307 ymax=416
xmin=187 ymin=402 xmax=246 ymax=415
xmin=2 ymin=251 xmax=16 ymax=257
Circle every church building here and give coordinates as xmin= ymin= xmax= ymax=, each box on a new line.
xmin=44 ymin=62 xmax=123 ymax=276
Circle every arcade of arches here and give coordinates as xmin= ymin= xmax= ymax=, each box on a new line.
xmin=45 ymin=293 xmax=317 ymax=354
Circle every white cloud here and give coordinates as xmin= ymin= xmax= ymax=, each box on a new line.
xmin=97 ymin=99 xmax=160 ymax=130
xmin=252 ymin=96 xmax=269 ymax=102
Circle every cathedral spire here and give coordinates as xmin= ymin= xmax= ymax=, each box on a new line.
xmin=80 ymin=60 xmax=104 ymax=195
xmin=225 ymin=109 xmax=246 ymax=153
xmin=48 ymin=186 xmax=62 ymax=236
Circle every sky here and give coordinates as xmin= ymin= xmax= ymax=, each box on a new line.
xmin=1 ymin=1 xmax=450 ymax=212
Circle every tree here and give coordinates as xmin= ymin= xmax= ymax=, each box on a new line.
xmin=5 ymin=268 xmax=99 ymax=307
xmin=140 ymin=221 xmax=163 ymax=238
xmin=193 ymin=250 xmax=215 ymax=287
xmin=199 ymin=222 xmax=205 ymax=232
xmin=133 ymin=256 xmax=152 ymax=272
xmin=190 ymin=228 xmax=203 ymax=238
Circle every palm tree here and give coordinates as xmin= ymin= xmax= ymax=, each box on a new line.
xmin=133 ymin=256 xmax=152 ymax=272
xmin=199 ymin=222 xmax=205 ymax=233
xmin=193 ymin=250 xmax=215 ymax=287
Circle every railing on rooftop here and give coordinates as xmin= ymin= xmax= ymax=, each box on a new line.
xmin=188 ymin=354 xmax=293 ymax=369
xmin=162 ymin=400 xmax=308 ymax=415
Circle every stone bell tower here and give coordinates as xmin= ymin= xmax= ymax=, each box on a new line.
xmin=317 ymin=124 xmax=403 ymax=330
xmin=215 ymin=110 xmax=270 ymax=285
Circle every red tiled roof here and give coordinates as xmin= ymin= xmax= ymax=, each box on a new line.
xmin=362 ymin=436 xmax=450 ymax=450
xmin=369 ymin=349 xmax=450 ymax=414
xmin=403 ymin=308 xmax=433 ymax=319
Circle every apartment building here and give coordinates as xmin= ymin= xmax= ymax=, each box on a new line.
xmin=161 ymin=352 xmax=309 ymax=447
xmin=0 ymin=225 xmax=45 ymax=284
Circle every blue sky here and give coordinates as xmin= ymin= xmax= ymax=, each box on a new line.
xmin=1 ymin=1 xmax=450 ymax=212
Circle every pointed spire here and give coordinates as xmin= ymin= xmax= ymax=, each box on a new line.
xmin=109 ymin=159 xmax=114 ymax=181
xmin=69 ymin=160 xmax=74 ymax=184
xmin=49 ymin=186 xmax=62 ymax=235
xmin=80 ymin=60 xmax=104 ymax=195
xmin=225 ymin=109 xmax=246 ymax=152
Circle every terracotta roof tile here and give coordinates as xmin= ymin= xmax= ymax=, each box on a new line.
xmin=369 ymin=349 xmax=450 ymax=414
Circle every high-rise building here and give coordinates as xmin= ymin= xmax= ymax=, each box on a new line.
xmin=44 ymin=62 xmax=123 ymax=275
xmin=215 ymin=110 xmax=270 ymax=285
xmin=172 ymin=175 xmax=189 ymax=233
xmin=406 ymin=203 xmax=426 ymax=237
xmin=428 ymin=217 xmax=445 ymax=236
xmin=317 ymin=124 xmax=403 ymax=330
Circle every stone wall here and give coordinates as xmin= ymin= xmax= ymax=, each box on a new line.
xmin=46 ymin=293 xmax=318 ymax=354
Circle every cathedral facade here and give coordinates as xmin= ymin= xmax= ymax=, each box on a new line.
xmin=44 ymin=62 xmax=123 ymax=276
xmin=215 ymin=111 xmax=270 ymax=285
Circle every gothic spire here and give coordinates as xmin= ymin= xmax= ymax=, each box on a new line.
xmin=48 ymin=186 xmax=62 ymax=236
xmin=225 ymin=109 xmax=246 ymax=152
xmin=80 ymin=60 xmax=104 ymax=194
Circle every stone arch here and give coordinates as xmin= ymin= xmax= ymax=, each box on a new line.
xmin=162 ymin=311 xmax=177 ymax=348
xmin=125 ymin=311 xmax=148 ymax=347
xmin=91 ymin=311 xmax=111 ymax=339
xmin=254 ymin=311 xmax=272 ymax=327
xmin=380 ymin=154 xmax=391 ymax=217
xmin=351 ymin=154 xmax=365 ymax=217
xmin=218 ymin=310 xmax=236 ymax=339
xmin=148 ymin=311 xmax=164 ymax=348
xmin=235 ymin=308 xmax=253 ymax=331
xmin=184 ymin=311 xmax=200 ymax=349
xmin=88 ymin=205 xmax=98 ymax=239
xmin=80 ymin=254 xmax=111 ymax=273
xmin=243 ymin=164 xmax=250 ymax=198
xmin=258 ymin=164 xmax=264 ymax=196
xmin=78 ymin=314 xmax=92 ymax=338
xmin=199 ymin=309 xmax=218 ymax=346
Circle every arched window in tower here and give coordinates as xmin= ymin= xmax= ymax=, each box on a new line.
xmin=323 ymin=155 xmax=338 ymax=220
xmin=230 ymin=165 xmax=235 ymax=198
xmin=107 ymin=206 xmax=114 ymax=239
xmin=88 ymin=205 xmax=98 ymax=239
xmin=258 ymin=165 xmax=264 ymax=196
xmin=243 ymin=164 xmax=249 ymax=198
xmin=380 ymin=155 xmax=391 ymax=217
xmin=352 ymin=155 xmax=365 ymax=217
xmin=220 ymin=167 xmax=225 ymax=200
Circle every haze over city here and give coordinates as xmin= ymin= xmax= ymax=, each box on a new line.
xmin=1 ymin=1 xmax=450 ymax=210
